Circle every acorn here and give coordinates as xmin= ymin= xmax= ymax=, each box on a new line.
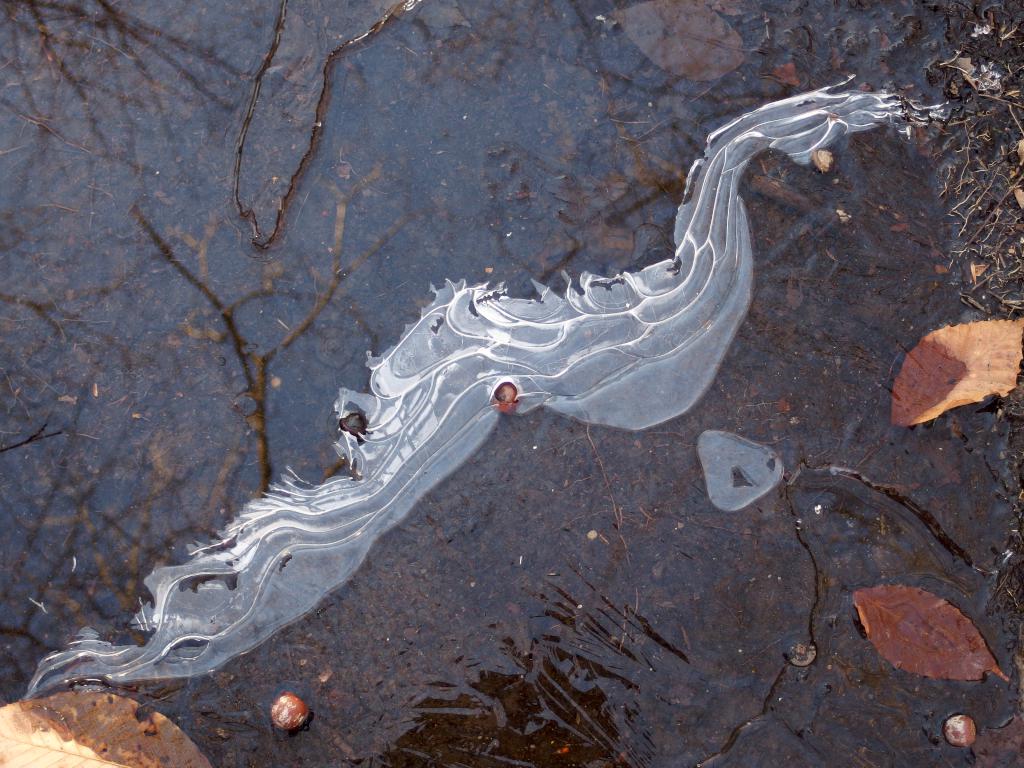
xmin=942 ymin=714 xmax=976 ymax=748
xmin=339 ymin=410 xmax=368 ymax=438
xmin=270 ymin=691 xmax=310 ymax=731
xmin=785 ymin=641 xmax=816 ymax=667
xmin=492 ymin=381 xmax=519 ymax=414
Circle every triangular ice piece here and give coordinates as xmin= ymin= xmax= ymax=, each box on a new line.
xmin=697 ymin=430 xmax=783 ymax=511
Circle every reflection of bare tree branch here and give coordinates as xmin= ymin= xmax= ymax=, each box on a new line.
xmin=2 ymin=0 xmax=240 ymax=156
xmin=233 ymin=0 xmax=414 ymax=248
xmin=7 ymin=0 xmax=239 ymax=94
xmin=0 ymin=292 xmax=67 ymax=338
xmin=0 ymin=422 xmax=62 ymax=453
xmin=133 ymin=168 xmax=406 ymax=492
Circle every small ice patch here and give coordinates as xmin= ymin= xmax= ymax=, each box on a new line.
xmin=697 ymin=430 xmax=783 ymax=512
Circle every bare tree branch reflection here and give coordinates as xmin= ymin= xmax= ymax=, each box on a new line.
xmin=0 ymin=422 xmax=62 ymax=453
xmin=3 ymin=0 xmax=239 ymax=108
xmin=132 ymin=165 xmax=406 ymax=492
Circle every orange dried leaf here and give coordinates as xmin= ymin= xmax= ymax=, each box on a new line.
xmin=853 ymin=585 xmax=1007 ymax=682
xmin=615 ymin=0 xmax=744 ymax=81
xmin=771 ymin=61 xmax=800 ymax=87
xmin=0 ymin=691 xmax=211 ymax=767
xmin=891 ymin=319 xmax=1024 ymax=426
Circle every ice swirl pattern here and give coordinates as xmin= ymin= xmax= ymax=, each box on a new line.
xmin=28 ymin=86 xmax=906 ymax=695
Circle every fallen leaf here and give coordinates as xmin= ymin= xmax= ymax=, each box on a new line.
xmin=1017 ymin=138 xmax=1024 ymax=165
xmin=891 ymin=319 xmax=1024 ymax=426
xmin=973 ymin=716 xmax=1024 ymax=767
xmin=0 ymin=691 xmax=211 ymax=768
xmin=615 ymin=0 xmax=744 ymax=81
xmin=1014 ymin=187 xmax=1024 ymax=209
xmin=853 ymin=585 xmax=1008 ymax=682
xmin=771 ymin=61 xmax=800 ymax=87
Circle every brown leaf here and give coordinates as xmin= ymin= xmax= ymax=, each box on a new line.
xmin=771 ymin=61 xmax=800 ymax=87
xmin=0 ymin=691 xmax=211 ymax=768
xmin=890 ymin=319 xmax=1024 ymax=426
xmin=973 ymin=716 xmax=1024 ymax=767
xmin=615 ymin=0 xmax=744 ymax=81
xmin=853 ymin=585 xmax=1008 ymax=682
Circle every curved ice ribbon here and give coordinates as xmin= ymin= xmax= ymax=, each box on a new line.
xmin=28 ymin=86 xmax=905 ymax=695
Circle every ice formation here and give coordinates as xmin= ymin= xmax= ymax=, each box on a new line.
xmin=697 ymin=430 xmax=783 ymax=512
xmin=28 ymin=86 xmax=906 ymax=695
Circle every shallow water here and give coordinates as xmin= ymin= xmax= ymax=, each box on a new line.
xmin=0 ymin=1 xmax=1017 ymax=766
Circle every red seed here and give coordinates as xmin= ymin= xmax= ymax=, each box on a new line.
xmin=271 ymin=691 xmax=310 ymax=731
xmin=943 ymin=714 xmax=976 ymax=747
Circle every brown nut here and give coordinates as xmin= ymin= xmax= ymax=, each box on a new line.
xmin=271 ymin=691 xmax=310 ymax=731
xmin=942 ymin=713 xmax=976 ymax=748
xmin=492 ymin=381 xmax=519 ymax=414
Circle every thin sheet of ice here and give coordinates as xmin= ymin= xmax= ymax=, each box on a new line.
xmin=28 ymin=86 xmax=905 ymax=695
xmin=697 ymin=430 xmax=784 ymax=512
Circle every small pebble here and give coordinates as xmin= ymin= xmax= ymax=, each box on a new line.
xmin=943 ymin=713 xmax=976 ymax=747
xmin=271 ymin=691 xmax=310 ymax=731
xmin=586 ymin=530 xmax=598 ymax=541
xmin=785 ymin=641 xmax=816 ymax=667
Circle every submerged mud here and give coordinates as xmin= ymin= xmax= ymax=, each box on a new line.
xmin=1 ymin=0 xmax=1020 ymax=766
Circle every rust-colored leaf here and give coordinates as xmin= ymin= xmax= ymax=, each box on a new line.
xmin=853 ymin=585 xmax=1008 ymax=682
xmin=891 ymin=319 xmax=1024 ymax=426
xmin=771 ymin=61 xmax=800 ymax=87
xmin=615 ymin=0 xmax=745 ymax=81
xmin=0 ymin=691 xmax=211 ymax=768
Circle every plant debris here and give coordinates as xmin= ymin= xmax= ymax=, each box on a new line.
xmin=614 ymin=0 xmax=744 ymax=81
xmin=853 ymin=585 xmax=1008 ymax=682
xmin=891 ymin=319 xmax=1024 ymax=426
xmin=0 ymin=691 xmax=211 ymax=767
xmin=933 ymin=8 xmax=1024 ymax=314
xmin=811 ymin=148 xmax=833 ymax=173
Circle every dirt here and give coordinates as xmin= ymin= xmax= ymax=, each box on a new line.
xmin=1 ymin=0 xmax=1023 ymax=766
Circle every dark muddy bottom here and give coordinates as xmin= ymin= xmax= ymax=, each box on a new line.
xmin=1 ymin=1 xmax=1020 ymax=766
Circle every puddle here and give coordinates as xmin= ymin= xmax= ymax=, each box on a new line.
xmin=0 ymin=0 xmax=1019 ymax=766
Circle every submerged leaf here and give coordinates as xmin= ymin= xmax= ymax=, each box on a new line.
xmin=853 ymin=585 xmax=1008 ymax=682
xmin=615 ymin=0 xmax=744 ymax=81
xmin=0 ymin=691 xmax=211 ymax=767
xmin=891 ymin=319 xmax=1024 ymax=426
